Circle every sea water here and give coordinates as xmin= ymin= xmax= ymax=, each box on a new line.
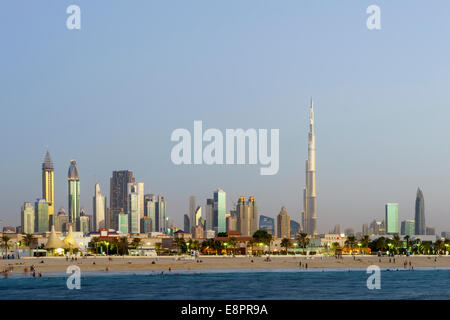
xmin=1 ymin=268 xmax=449 ymax=300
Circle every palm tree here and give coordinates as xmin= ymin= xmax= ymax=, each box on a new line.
xmin=214 ymin=240 xmax=224 ymax=255
xmin=1 ymin=236 xmax=11 ymax=256
xmin=155 ymin=242 xmax=162 ymax=256
xmin=173 ymin=237 xmax=185 ymax=255
xmin=132 ymin=238 xmax=142 ymax=250
xmin=345 ymin=236 xmax=357 ymax=249
xmin=22 ymin=233 xmax=35 ymax=257
xmin=253 ymin=230 xmax=273 ymax=254
xmin=361 ymin=235 xmax=370 ymax=248
xmin=280 ymin=238 xmax=291 ymax=254
xmin=434 ymin=239 xmax=445 ymax=255
xmin=296 ymin=233 xmax=309 ymax=254
xmin=404 ymin=235 xmax=411 ymax=251
xmin=228 ymin=237 xmax=237 ymax=256
xmin=392 ymin=234 xmax=402 ymax=254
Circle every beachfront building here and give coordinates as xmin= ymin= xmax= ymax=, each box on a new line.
xmin=277 ymin=206 xmax=290 ymax=239
xmin=21 ymin=202 xmax=35 ymax=234
xmin=385 ymin=203 xmax=399 ymax=235
xmin=35 ymin=199 xmax=49 ymax=234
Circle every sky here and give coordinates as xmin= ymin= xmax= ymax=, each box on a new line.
xmin=1 ymin=1 xmax=450 ymax=234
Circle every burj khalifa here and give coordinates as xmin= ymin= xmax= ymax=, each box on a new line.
xmin=302 ymin=98 xmax=317 ymax=235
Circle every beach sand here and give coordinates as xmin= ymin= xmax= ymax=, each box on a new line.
xmin=1 ymin=255 xmax=450 ymax=275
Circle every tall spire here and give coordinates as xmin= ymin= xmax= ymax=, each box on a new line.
xmin=303 ymin=98 xmax=317 ymax=236
xmin=42 ymin=150 xmax=54 ymax=170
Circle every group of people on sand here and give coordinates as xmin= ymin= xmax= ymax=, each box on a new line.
xmin=1 ymin=254 xmax=19 ymax=260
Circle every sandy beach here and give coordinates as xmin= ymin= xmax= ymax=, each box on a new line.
xmin=2 ymin=255 xmax=450 ymax=275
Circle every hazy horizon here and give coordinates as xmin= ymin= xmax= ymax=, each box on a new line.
xmin=1 ymin=1 xmax=450 ymax=234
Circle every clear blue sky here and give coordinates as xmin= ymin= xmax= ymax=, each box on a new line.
xmin=1 ymin=1 xmax=450 ymax=233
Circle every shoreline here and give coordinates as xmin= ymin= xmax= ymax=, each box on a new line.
xmin=2 ymin=255 xmax=450 ymax=276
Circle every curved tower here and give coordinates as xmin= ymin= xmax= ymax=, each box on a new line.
xmin=42 ymin=151 xmax=55 ymax=218
xmin=68 ymin=160 xmax=80 ymax=226
xmin=302 ymin=98 xmax=317 ymax=235
xmin=415 ymin=188 xmax=425 ymax=235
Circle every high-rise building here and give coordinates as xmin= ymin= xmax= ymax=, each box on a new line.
xmin=42 ymin=151 xmax=55 ymax=219
xmin=237 ymin=196 xmax=258 ymax=237
xmin=21 ymin=202 xmax=35 ymax=234
xmin=127 ymin=183 xmax=141 ymax=234
xmin=302 ymin=98 xmax=317 ymax=235
xmin=55 ymin=207 xmax=69 ymax=233
xmin=140 ymin=217 xmax=152 ymax=234
xmin=277 ymin=206 xmax=290 ymax=238
xmin=213 ymin=189 xmax=226 ymax=234
xmin=332 ymin=224 xmax=341 ymax=234
xmin=415 ymin=188 xmax=425 ymax=235
xmin=137 ymin=183 xmax=144 ymax=219
xmin=110 ymin=170 xmax=135 ymax=218
xmin=426 ymin=227 xmax=435 ymax=236
xmin=385 ymin=203 xmax=399 ymax=234
xmin=189 ymin=196 xmax=196 ymax=233
xmin=93 ymin=183 xmax=106 ymax=232
xmin=259 ymin=215 xmax=275 ymax=235
xmin=117 ymin=213 xmax=128 ymax=235
xmin=183 ymin=214 xmax=190 ymax=233
xmin=362 ymin=224 xmax=369 ymax=236
xmin=35 ymin=199 xmax=49 ymax=233
xmin=401 ymin=220 xmax=415 ymax=236
xmin=68 ymin=160 xmax=80 ymax=228
xmin=144 ymin=194 xmax=156 ymax=232
xmin=79 ymin=215 xmax=90 ymax=234
xmin=290 ymin=220 xmax=300 ymax=238
xmin=205 ymin=198 xmax=214 ymax=231
xmin=194 ymin=206 xmax=202 ymax=231
xmin=156 ymin=195 xmax=167 ymax=233
xmin=227 ymin=209 xmax=239 ymax=232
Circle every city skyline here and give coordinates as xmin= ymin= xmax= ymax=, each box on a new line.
xmin=2 ymin=2 xmax=450 ymax=233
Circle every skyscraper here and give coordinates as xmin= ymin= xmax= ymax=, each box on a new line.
xmin=127 ymin=183 xmax=141 ymax=234
xmin=302 ymin=98 xmax=317 ymax=235
xmin=259 ymin=215 xmax=275 ymax=235
xmin=110 ymin=170 xmax=135 ymax=231
xmin=189 ymin=196 xmax=196 ymax=233
xmin=68 ymin=160 xmax=80 ymax=228
xmin=42 ymin=151 xmax=55 ymax=219
xmin=144 ymin=194 xmax=156 ymax=232
xmin=184 ymin=214 xmax=190 ymax=233
xmin=110 ymin=170 xmax=135 ymax=213
xmin=21 ymin=202 xmax=35 ymax=234
xmin=35 ymin=199 xmax=49 ymax=233
xmin=277 ymin=206 xmax=290 ymax=239
xmin=290 ymin=220 xmax=300 ymax=237
xmin=415 ymin=188 xmax=425 ymax=235
xmin=401 ymin=220 xmax=415 ymax=236
xmin=213 ymin=189 xmax=226 ymax=234
xmin=385 ymin=203 xmax=399 ymax=235
xmin=205 ymin=198 xmax=214 ymax=231
xmin=237 ymin=196 xmax=258 ymax=237
xmin=93 ymin=183 xmax=106 ymax=231
xmin=155 ymin=195 xmax=166 ymax=233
